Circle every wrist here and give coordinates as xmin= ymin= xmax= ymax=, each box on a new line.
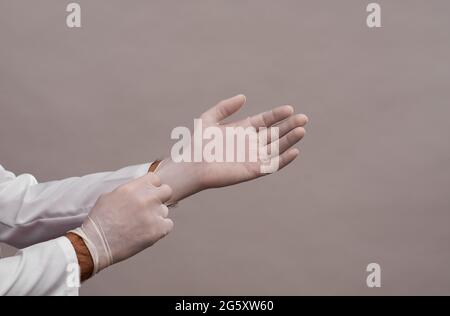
xmin=66 ymin=232 xmax=94 ymax=282
xmin=156 ymin=158 xmax=206 ymax=203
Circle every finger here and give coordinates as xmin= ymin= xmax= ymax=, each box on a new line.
xmin=139 ymin=172 xmax=161 ymax=187
xmin=161 ymin=218 xmax=174 ymax=235
xmin=201 ymin=94 xmax=246 ymax=123
xmin=277 ymin=148 xmax=300 ymax=171
xmin=156 ymin=184 xmax=173 ymax=203
xmin=146 ymin=173 xmax=161 ymax=187
xmin=128 ymin=173 xmax=161 ymax=190
xmin=264 ymin=127 xmax=305 ymax=156
xmin=158 ymin=204 xmax=169 ymax=218
xmin=273 ymin=114 xmax=309 ymax=141
xmin=249 ymin=105 xmax=294 ymax=129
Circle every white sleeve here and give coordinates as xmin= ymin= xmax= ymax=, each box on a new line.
xmin=0 ymin=163 xmax=151 ymax=248
xmin=0 ymin=237 xmax=79 ymax=296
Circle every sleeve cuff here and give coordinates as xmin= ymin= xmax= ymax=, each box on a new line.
xmin=56 ymin=237 xmax=80 ymax=296
xmin=111 ymin=163 xmax=152 ymax=180
xmin=128 ymin=163 xmax=152 ymax=177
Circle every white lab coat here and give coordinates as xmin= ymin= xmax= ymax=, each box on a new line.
xmin=0 ymin=163 xmax=150 ymax=296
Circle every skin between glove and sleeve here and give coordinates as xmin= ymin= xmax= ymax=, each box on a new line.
xmin=0 ymin=163 xmax=151 ymax=296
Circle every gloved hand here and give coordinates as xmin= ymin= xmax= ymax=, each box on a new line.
xmin=70 ymin=173 xmax=173 ymax=275
xmin=156 ymin=94 xmax=309 ymax=204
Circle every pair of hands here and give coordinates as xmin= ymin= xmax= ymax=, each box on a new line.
xmin=73 ymin=95 xmax=308 ymax=277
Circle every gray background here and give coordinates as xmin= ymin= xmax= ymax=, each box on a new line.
xmin=1 ymin=0 xmax=450 ymax=295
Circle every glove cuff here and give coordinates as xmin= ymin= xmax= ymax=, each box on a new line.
xmin=69 ymin=216 xmax=113 ymax=275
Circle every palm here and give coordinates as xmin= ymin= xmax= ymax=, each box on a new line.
xmin=197 ymin=95 xmax=308 ymax=188
xmin=157 ymin=95 xmax=308 ymax=203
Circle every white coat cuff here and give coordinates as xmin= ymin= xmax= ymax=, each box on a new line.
xmin=119 ymin=163 xmax=152 ymax=179
xmin=56 ymin=236 xmax=80 ymax=296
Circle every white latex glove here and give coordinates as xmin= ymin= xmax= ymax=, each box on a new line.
xmin=71 ymin=173 xmax=173 ymax=275
xmin=156 ymin=94 xmax=309 ymax=203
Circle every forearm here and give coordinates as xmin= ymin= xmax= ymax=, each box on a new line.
xmin=155 ymin=159 xmax=206 ymax=204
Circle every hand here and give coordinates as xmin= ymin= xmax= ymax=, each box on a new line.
xmin=156 ymin=94 xmax=308 ymax=203
xmin=70 ymin=173 xmax=173 ymax=275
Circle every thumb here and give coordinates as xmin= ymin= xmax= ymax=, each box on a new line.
xmin=201 ymin=94 xmax=246 ymax=123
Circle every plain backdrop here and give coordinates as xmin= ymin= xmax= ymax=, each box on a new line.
xmin=1 ymin=0 xmax=450 ymax=295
